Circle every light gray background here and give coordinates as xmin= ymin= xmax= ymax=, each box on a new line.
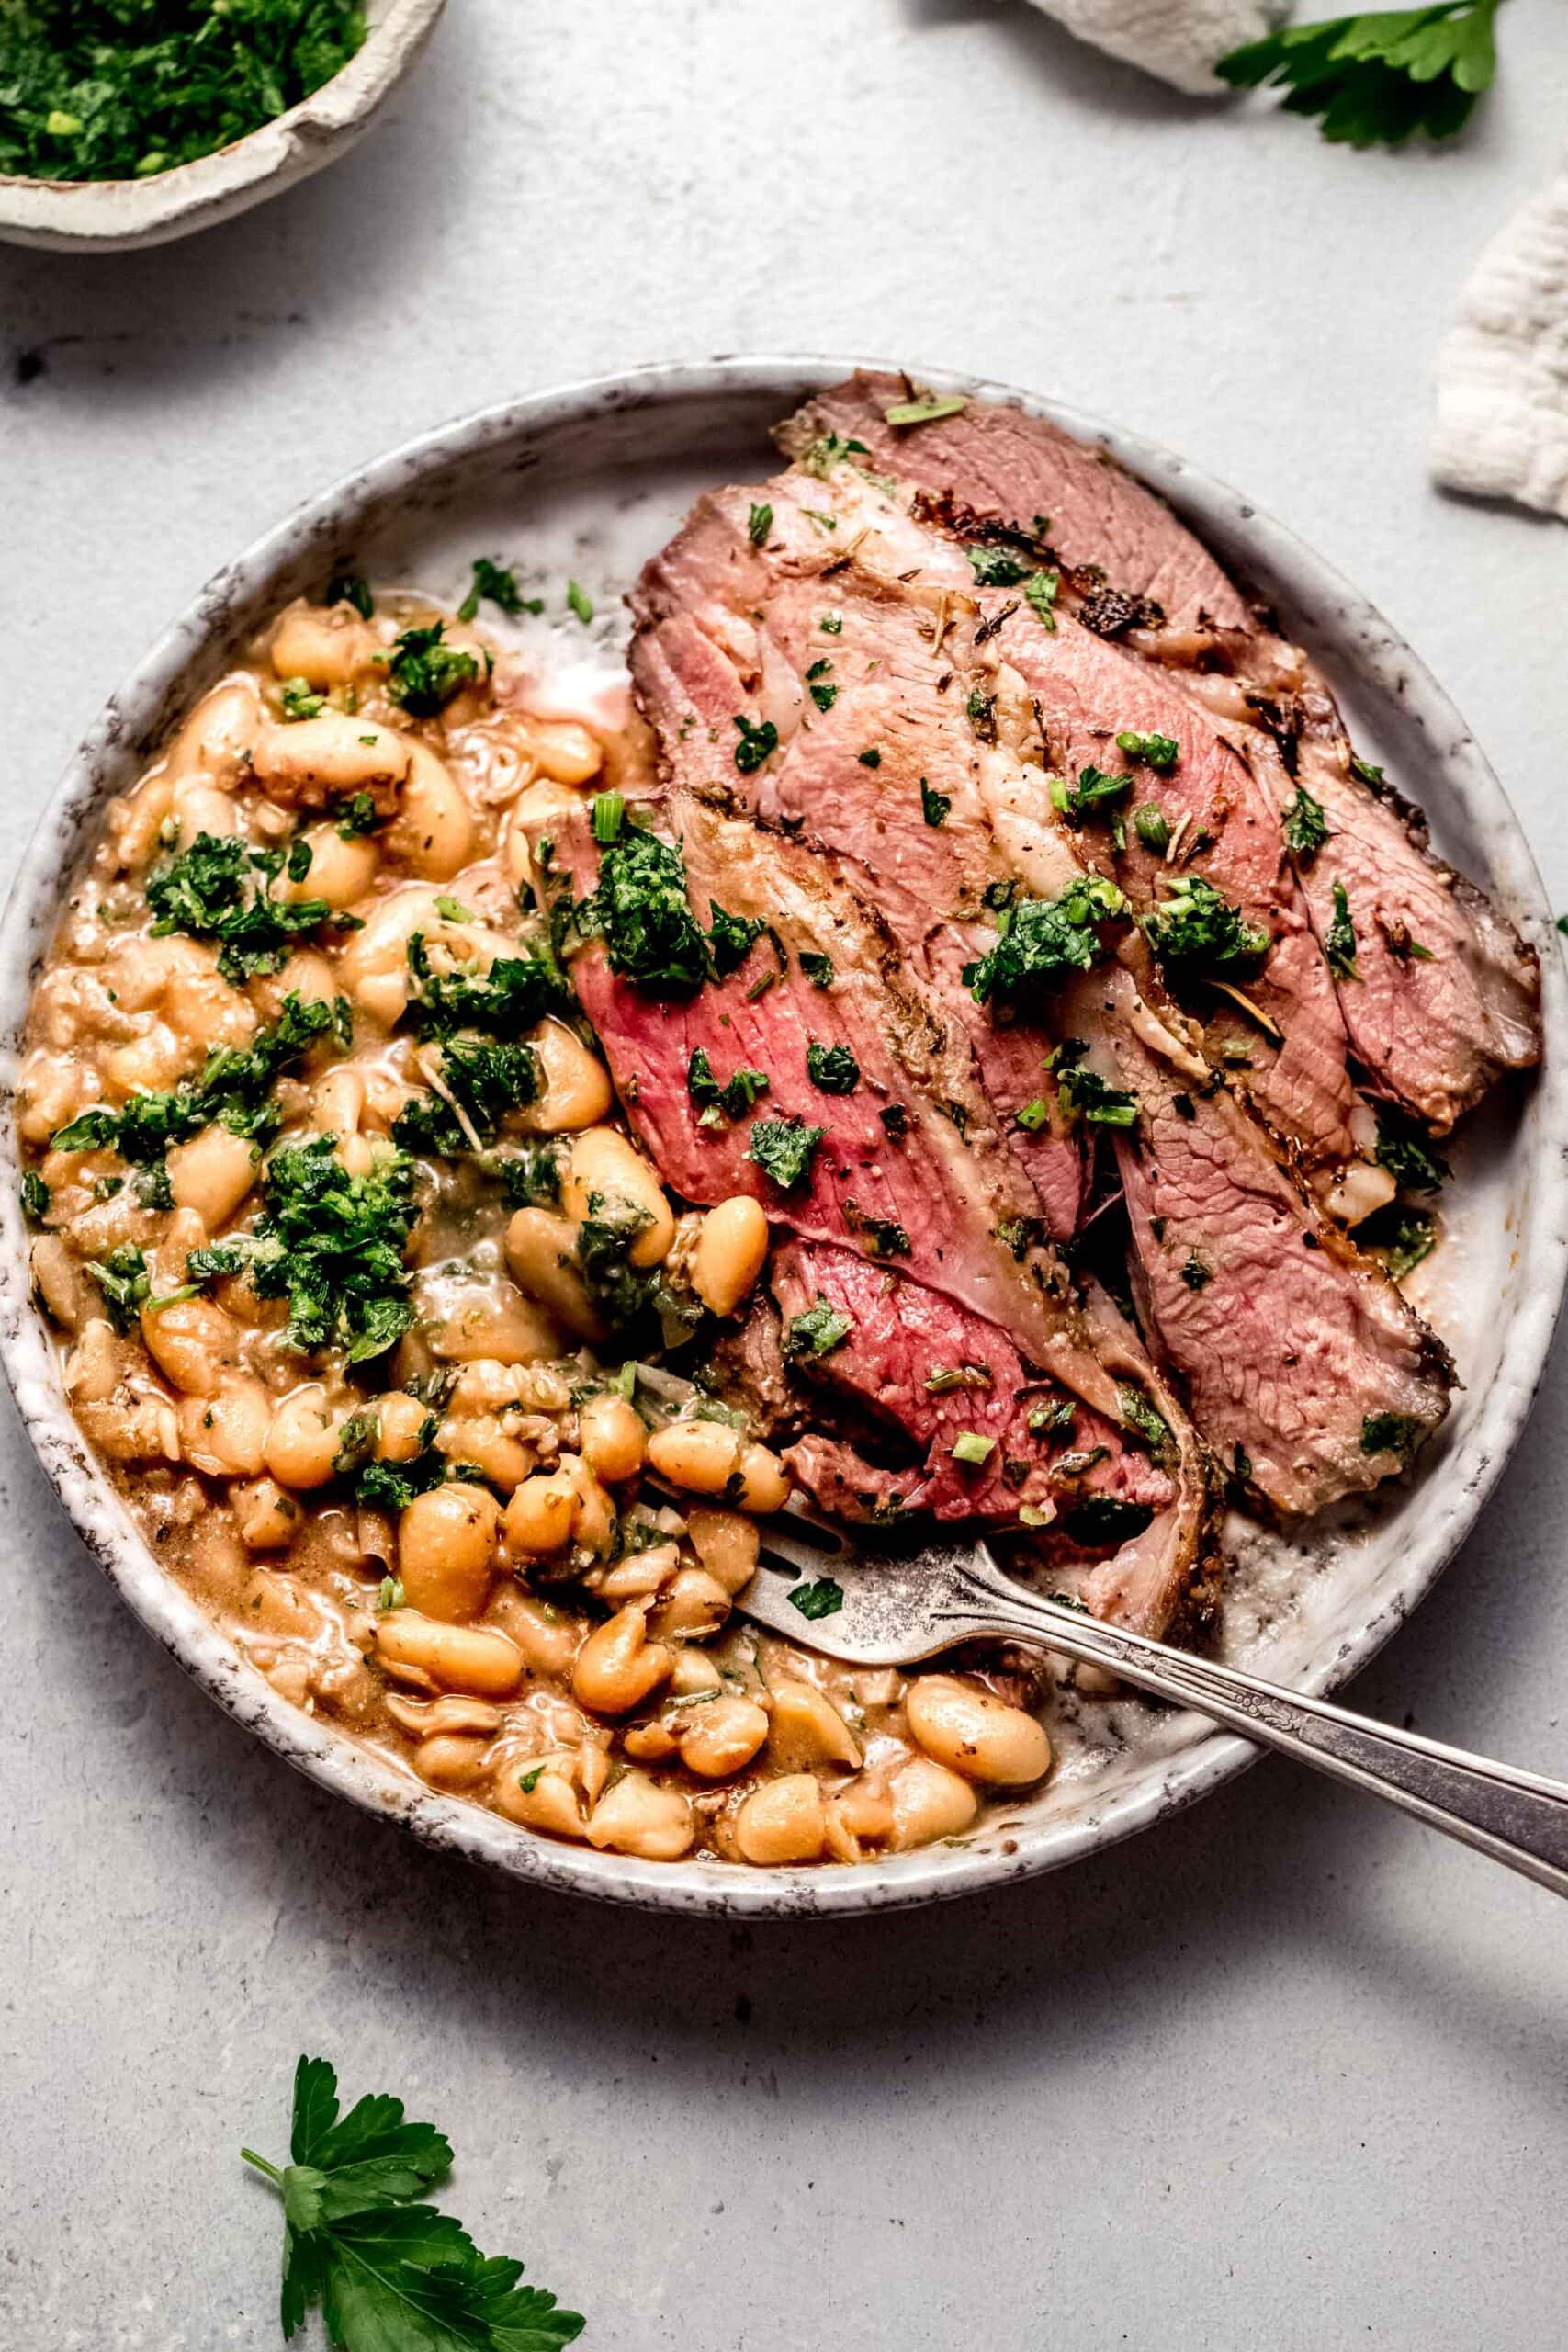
xmin=3 ymin=5 xmax=1566 ymax=2346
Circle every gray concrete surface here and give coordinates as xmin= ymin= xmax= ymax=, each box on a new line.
xmin=3 ymin=5 xmax=1567 ymax=2345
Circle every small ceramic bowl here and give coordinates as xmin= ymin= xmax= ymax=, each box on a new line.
xmin=2 ymin=359 xmax=1564 ymax=1918
xmin=0 ymin=0 xmax=446 ymax=254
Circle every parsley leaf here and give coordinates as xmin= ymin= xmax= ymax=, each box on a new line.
xmin=1358 ymin=1199 xmax=1437 ymax=1278
xmin=1142 ymin=874 xmax=1270 ymax=975
xmin=919 ymin=776 xmax=950 ymax=828
xmin=1325 ymin=878 xmax=1360 ymax=978
xmin=1284 ymin=783 xmax=1331 ymax=856
xmin=806 ymin=1042 xmax=860 ymax=1095
xmin=578 ymin=826 xmax=712 ymax=998
xmin=85 ymin=1243 xmax=150 ymax=1334
xmin=327 ymin=569 xmax=374 ymax=620
xmin=1372 ymin=1102 xmax=1450 ymax=1193
xmin=242 ymin=2053 xmax=584 ymax=2350
xmin=787 ymin=1577 xmax=845 ymax=1620
xmin=145 ymin=831 xmax=333 ymax=984
xmin=457 ymin=557 xmax=525 ymax=623
xmin=21 ymin=1170 xmax=50 ymax=1222
xmin=1024 ymin=569 xmax=1059 ymax=631
xmin=747 ymin=1117 xmax=825 ymax=1194
xmin=1056 ymin=1055 xmax=1139 ymax=1129
xmin=51 ymin=992 xmax=339 ymax=1163
xmin=733 ymin=714 xmax=778 ymax=775
xmin=1361 ymin=1410 xmax=1423 ymax=1459
xmin=784 ymin=1297 xmax=852 ymax=1358
xmin=965 ymin=545 xmax=1030 ymax=588
xmin=964 ymin=874 xmax=1126 ymax=1006
xmin=705 ymin=901 xmax=766 ymax=978
xmin=1052 ymin=763 xmax=1131 ymax=826
xmin=748 ymin=503 xmax=773 ymax=548
xmin=567 ymin=580 xmax=593 ymax=626
xmin=687 ymin=1047 xmax=770 ymax=1125
xmin=1115 ymin=730 xmax=1179 ymax=772
xmin=386 ymin=623 xmax=479 ymax=717
xmin=798 ymin=951 xmax=834 ymax=989
xmin=403 ymin=934 xmax=565 ymax=1042
xmin=279 ymin=677 xmax=326 ymax=722
xmin=1216 ymin=1 xmax=1505 ymax=150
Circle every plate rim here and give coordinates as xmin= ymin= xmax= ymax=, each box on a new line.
xmin=3 ymin=353 xmax=1563 ymax=1920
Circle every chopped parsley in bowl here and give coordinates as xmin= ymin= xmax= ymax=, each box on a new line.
xmin=0 ymin=0 xmax=368 ymax=184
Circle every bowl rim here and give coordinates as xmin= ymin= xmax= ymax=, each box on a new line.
xmin=3 ymin=353 xmax=1564 ymax=1920
xmin=0 ymin=0 xmax=446 ymax=243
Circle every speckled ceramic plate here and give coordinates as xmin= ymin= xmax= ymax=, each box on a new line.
xmin=3 ymin=360 xmax=1564 ymax=1917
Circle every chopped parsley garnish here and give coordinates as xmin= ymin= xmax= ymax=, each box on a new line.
xmin=1372 ymin=1102 xmax=1450 ymax=1194
xmin=1359 ymin=1200 xmax=1437 ymax=1279
xmin=799 ymin=951 xmax=834 ymax=989
xmin=392 ymin=1038 xmax=539 ymax=1156
xmin=566 ymin=580 xmax=594 ymax=626
xmin=787 ymin=1577 xmax=846 ymax=1620
xmin=1062 ymin=1495 xmax=1154 ymax=1546
xmin=806 ymin=1043 xmax=860 ymax=1095
xmin=1024 ymin=569 xmax=1059 ymax=631
xmin=950 ymin=1430 xmax=997 ymax=1466
xmin=1284 ymin=783 xmax=1330 ymax=856
xmin=920 ymin=776 xmax=951 ymax=828
xmin=747 ymin=1117 xmax=825 ymax=1194
xmin=1133 ymin=802 xmax=1170 ymax=854
xmin=1325 ymin=879 xmax=1359 ymax=978
xmin=1016 ymin=1097 xmax=1051 ymax=1133
xmin=327 ymin=568 xmax=374 ymax=619
xmin=857 ymin=747 xmax=881 ymax=769
xmin=21 ymin=1170 xmax=50 ymax=1222
xmin=190 ymin=1134 xmax=418 ymax=1363
xmin=1351 ymin=754 xmax=1386 ymax=786
xmin=0 ymin=0 xmax=368 ymax=183
xmin=748 ymin=503 xmax=773 ymax=548
xmin=1055 ymin=1055 xmax=1139 ymax=1129
xmin=1053 ymin=763 xmax=1131 ymax=826
xmin=844 ymin=1206 xmax=910 ymax=1258
xmin=333 ymin=791 xmax=382 ymax=840
xmin=576 ymin=1192 xmax=658 ymax=1328
xmin=687 ymin=1047 xmax=770 ymax=1126
xmin=965 ymin=685 xmax=997 ymax=742
xmin=278 ymin=677 xmax=326 ymax=722
xmin=145 ymin=831 xmax=333 ymax=985
xmin=963 ymin=874 xmax=1126 ymax=1006
xmin=882 ymin=390 xmax=967 ymax=425
xmin=1361 ymin=1411 xmax=1423 ymax=1460
xmin=819 ymin=613 xmax=842 ymax=636
xmin=591 ymin=791 xmax=624 ymax=845
xmin=491 ymin=1140 xmax=564 ymax=1208
xmin=386 ymin=623 xmax=479 ymax=717
xmin=798 ymin=431 xmax=869 ymax=479
xmin=577 ymin=825 xmax=711 ymax=998
xmin=1118 ymin=1384 xmax=1171 ymax=1458
xmin=1142 ymin=874 xmax=1269 ymax=976
xmin=1179 ymin=1254 xmax=1213 ymax=1290
xmin=240 ymin=2053 xmax=583 ymax=2352
xmin=965 ymin=546 xmax=1030 ymax=588
xmin=706 ymin=902 xmax=766 ymax=978
xmin=51 ymin=992 xmax=339 ymax=1162
xmin=403 ymin=934 xmax=564 ymax=1041
xmin=85 ymin=1243 xmax=150 ymax=1334
xmin=733 ymin=714 xmax=778 ymax=775
xmin=457 ymin=556 xmax=525 ymax=622
xmin=806 ymin=658 xmax=838 ymax=713
xmin=1115 ymin=730 xmax=1179 ymax=772
xmin=784 ymin=1298 xmax=852 ymax=1359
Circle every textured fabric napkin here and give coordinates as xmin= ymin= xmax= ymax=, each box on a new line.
xmin=1019 ymin=0 xmax=1285 ymax=96
xmin=1432 ymin=159 xmax=1568 ymax=521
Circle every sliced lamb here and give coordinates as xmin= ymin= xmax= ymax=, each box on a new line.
xmin=797 ymin=376 xmax=1540 ymax=1129
xmin=776 ymin=371 xmax=1252 ymax=634
xmin=545 ymin=788 xmax=1119 ymax=1416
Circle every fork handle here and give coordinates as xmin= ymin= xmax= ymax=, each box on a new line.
xmin=953 ymin=1551 xmax=1568 ymax=1898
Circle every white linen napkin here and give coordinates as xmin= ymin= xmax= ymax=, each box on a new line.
xmin=1432 ymin=158 xmax=1568 ymax=521
xmin=1018 ymin=0 xmax=1286 ymax=96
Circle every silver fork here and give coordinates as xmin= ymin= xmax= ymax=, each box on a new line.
xmin=737 ymin=1503 xmax=1568 ymax=1897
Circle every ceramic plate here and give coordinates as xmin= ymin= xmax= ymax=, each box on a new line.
xmin=3 ymin=359 xmax=1563 ymax=1916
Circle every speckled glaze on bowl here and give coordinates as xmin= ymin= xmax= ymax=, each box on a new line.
xmin=2 ymin=360 xmax=1563 ymax=1918
xmin=0 ymin=0 xmax=446 ymax=254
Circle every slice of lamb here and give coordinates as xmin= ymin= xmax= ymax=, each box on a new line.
xmin=808 ymin=374 xmax=1540 ymax=1125
xmin=776 ymin=372 xmax=1253 ymax=633
xmin=545 ymin=790 xmax=1117 ymax=1416
xmin=772 ymin=1239 xmax=1174 ymax=1527
xmin=774 ymin=1242 xmax=1208 ymax=1637
xmin=630 ymin=496 xmax=1088 ymax=1238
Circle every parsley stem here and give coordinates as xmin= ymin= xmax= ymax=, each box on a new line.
xmin=239 ymin=2147 xmax=283 ymax=2184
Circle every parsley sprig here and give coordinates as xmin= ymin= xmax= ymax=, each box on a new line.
xmin=1217 ymin=2 xmax=1506 ymax=149
xmin=242 ymin=2055 xmax=584 ymax=2351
